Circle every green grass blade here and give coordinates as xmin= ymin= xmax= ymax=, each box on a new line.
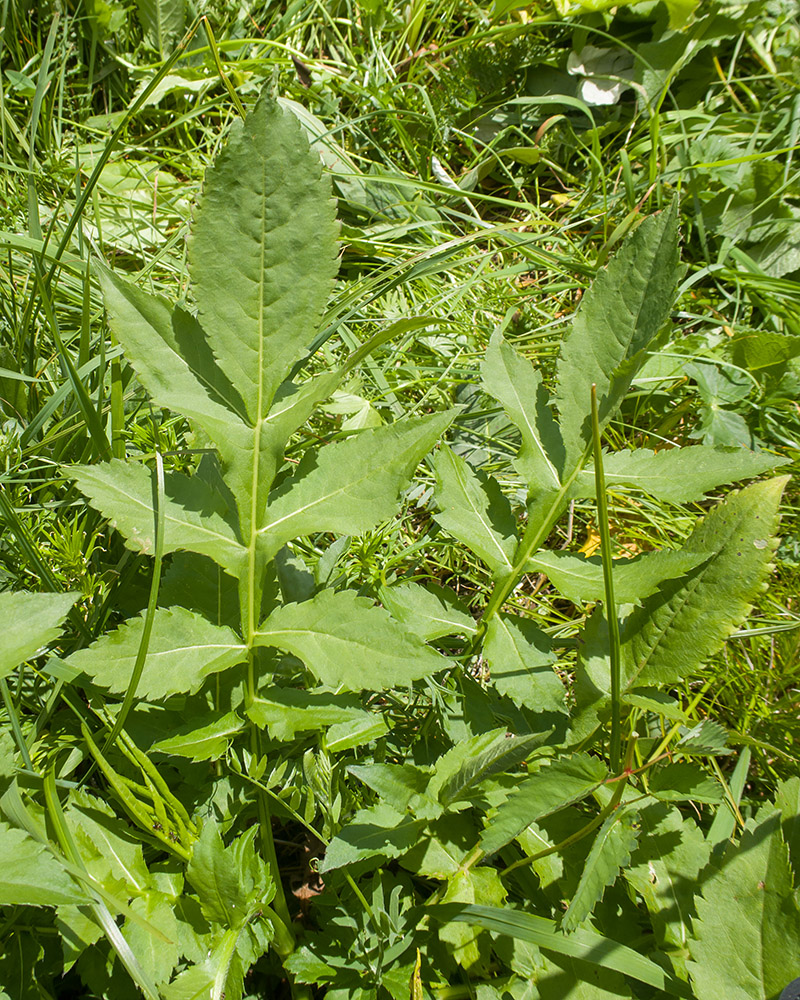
xmin=43 ymin=771 xmax=162 ymax=1000
xmin=428 ymin=903 xmax=690 ymax=995
xmin=100 ymin=451 xmax=166 ymax=753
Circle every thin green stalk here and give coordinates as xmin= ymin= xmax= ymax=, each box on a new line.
xmin=27 ymin=13 xmax=60 ymax=242
xmin=0 ymin=676 xmax=34 ymax=771
xmin=501 ymin=778 xmax=633 ymax=877
xmin=109 ymin=334 xmax=125 ymax=459
xmin=591 ymin=385 xmax=622 ymax=773
xmin=43 ymin=771 xmax=162 ymax=1000
xmin=202 ymin=17 xmax=246 ymax=119
xmin=472 ymin=439 xmax=595 ymax=646
xmin=32 ymin=258 xmax=111 ymax=461
xmin=100 ymin=452 xmax=165 ymax=755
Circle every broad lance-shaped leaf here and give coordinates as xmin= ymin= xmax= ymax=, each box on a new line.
xmin=555 ymin=201 xmax=680 ymax=467
xmin=436 ymin=730 xmax=551 ymax=808
xmin=97 ymin=266 xmax=346 ymax=533
xmin=152 ymin=712 xmax=244 ymax=762
xmin=624 ymin=802 xmax=710 ymax=956
xmin=189 ymin=93 xmax=339 ymax=422
xmin=483 ymin=613 xmax=566 ymax=714
xmin=527 ymin=548 xmax=709 ymax=606
xmin=622 ymin=476 xmax=788 ymax=690
xmin=379 ymin=581 xmax=476 ymax=640
xmin=98 ymin=267 xmax=248 ymax=433
xmin=482 ymin=331 xmax=564 ymax=491
xmin=254 ymin=588 xmax=448 ymax=691
xmin=480 ymin=753 xmax=608 ymax=857
xmin=562 ymin=805 xmax=640 ymax=932
xmin=320 ymin=803 xmax=427 ymax=872
xmin=71 ymin=460 xmax=247 ymax=579
xmin=688 ymin=808 xmax=800 ymax=1000
xmin=0 ymin=591 xmax=78 ymax=679
xmin=63 ymin=607 xmax=246 ymax=700
xmin=0 ymin=820 xmax=82 ymax=906
xmin=574 ymin=444 xmax=791 ymax=503
xmin=247 ymin=688 xmax=387 ymax=744
xmin=433 ymin=445 xmax=518 ymax=579
xmin=259 ymin=410 xmax=455 ymax=559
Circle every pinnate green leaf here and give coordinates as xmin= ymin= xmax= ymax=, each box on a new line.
xmin=136 ymin=0 xmax=185 ymax=58
xmin=348 ymin=763 xmax=433 ymax=815
xmin=536 ymin=954 xmax=632 ymax=1000
xmin=677 ymin=719 xmax=731 ymax=756
xmin=254 ymin=588 xmax=448 ymax=691
xmin=480 ymin=753 xmax=607 ymax=857
xmin=247 ymin=687 xmax=387 ymax=743
xmin=577 ymin=445 xmax=791 ymax=503
xmin=0 ymin=820 xmax=82 ymax=906
xmin=64 ymin=606 xmax=246 ymax=699
xmin=437 ymin=730 xmax=551 ymax=808
xmin=123 ymin=892 xmax=180 ymax=987
xmin=688 ymin=809 xmax=800 ymax=1000
xmin=152 ymin=712 xmax=244 ymax=761
xmin=187 ymin=822 xmax=272 ymax=928
xmin=775 ymin=777 xmax=800 ymax=883
xmin=433 ymin=445 xmax=518 ymax=578
xmin=439 ymin=869 xmax=507 ymax=972
xmin=401 ymin=815 xmax=477 ymax=877
xmin=527 ymin=548 xmax=708 ymax=606
xmin=622 ymin=476 xmax=788 ymax=690
xmin=427 ymin=729 xmax=512 ymax=806
xmin=72 ymin=460 xmax=247 ymax=579
xmin=189 ymin=93 xmax=339 ymax=421
xmin=261 ymin=410 xmax=455 ymax=559
xmin=482 ymin=331 xmax=564 ymax=491
xmin=625 ymin=802 xmax=710 ymax=955
xmin=379 ymin=581 xmax=476 ymax=640
xmin=562 ymin=805 xmax=640 ymax=932
xmin=555 ymin=202 xmax=680 ymax=466
xmin=0 ymin=591 xmax=78 ymax=679
xmin=67 ymin=789 xmax=150 ymax=892
xmin=483 ymin=613 xmax=565 ymax=714
xmin=97 ymin=267 xmax=247 ymax=433
xmin=320 ymin=804 xmax=426 ymax=872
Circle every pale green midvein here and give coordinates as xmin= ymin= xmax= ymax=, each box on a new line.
xmin=247 ymin=175 xmax=269 ymax=650
xmin=243 ymin=173 xmax=296 ymax=946
xmin=454 ymin=458 xmax=513 ymax=570
xmin=506 ymin=376 xmax=559 ymax=489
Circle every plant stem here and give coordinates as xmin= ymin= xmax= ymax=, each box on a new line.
xmin=501 ymin=759 xmax=637 ymax=877
xmin=591 ymin=385 xmax=622 ymax=772
xmin=472 ymin=439 xmax=594 ymax=647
